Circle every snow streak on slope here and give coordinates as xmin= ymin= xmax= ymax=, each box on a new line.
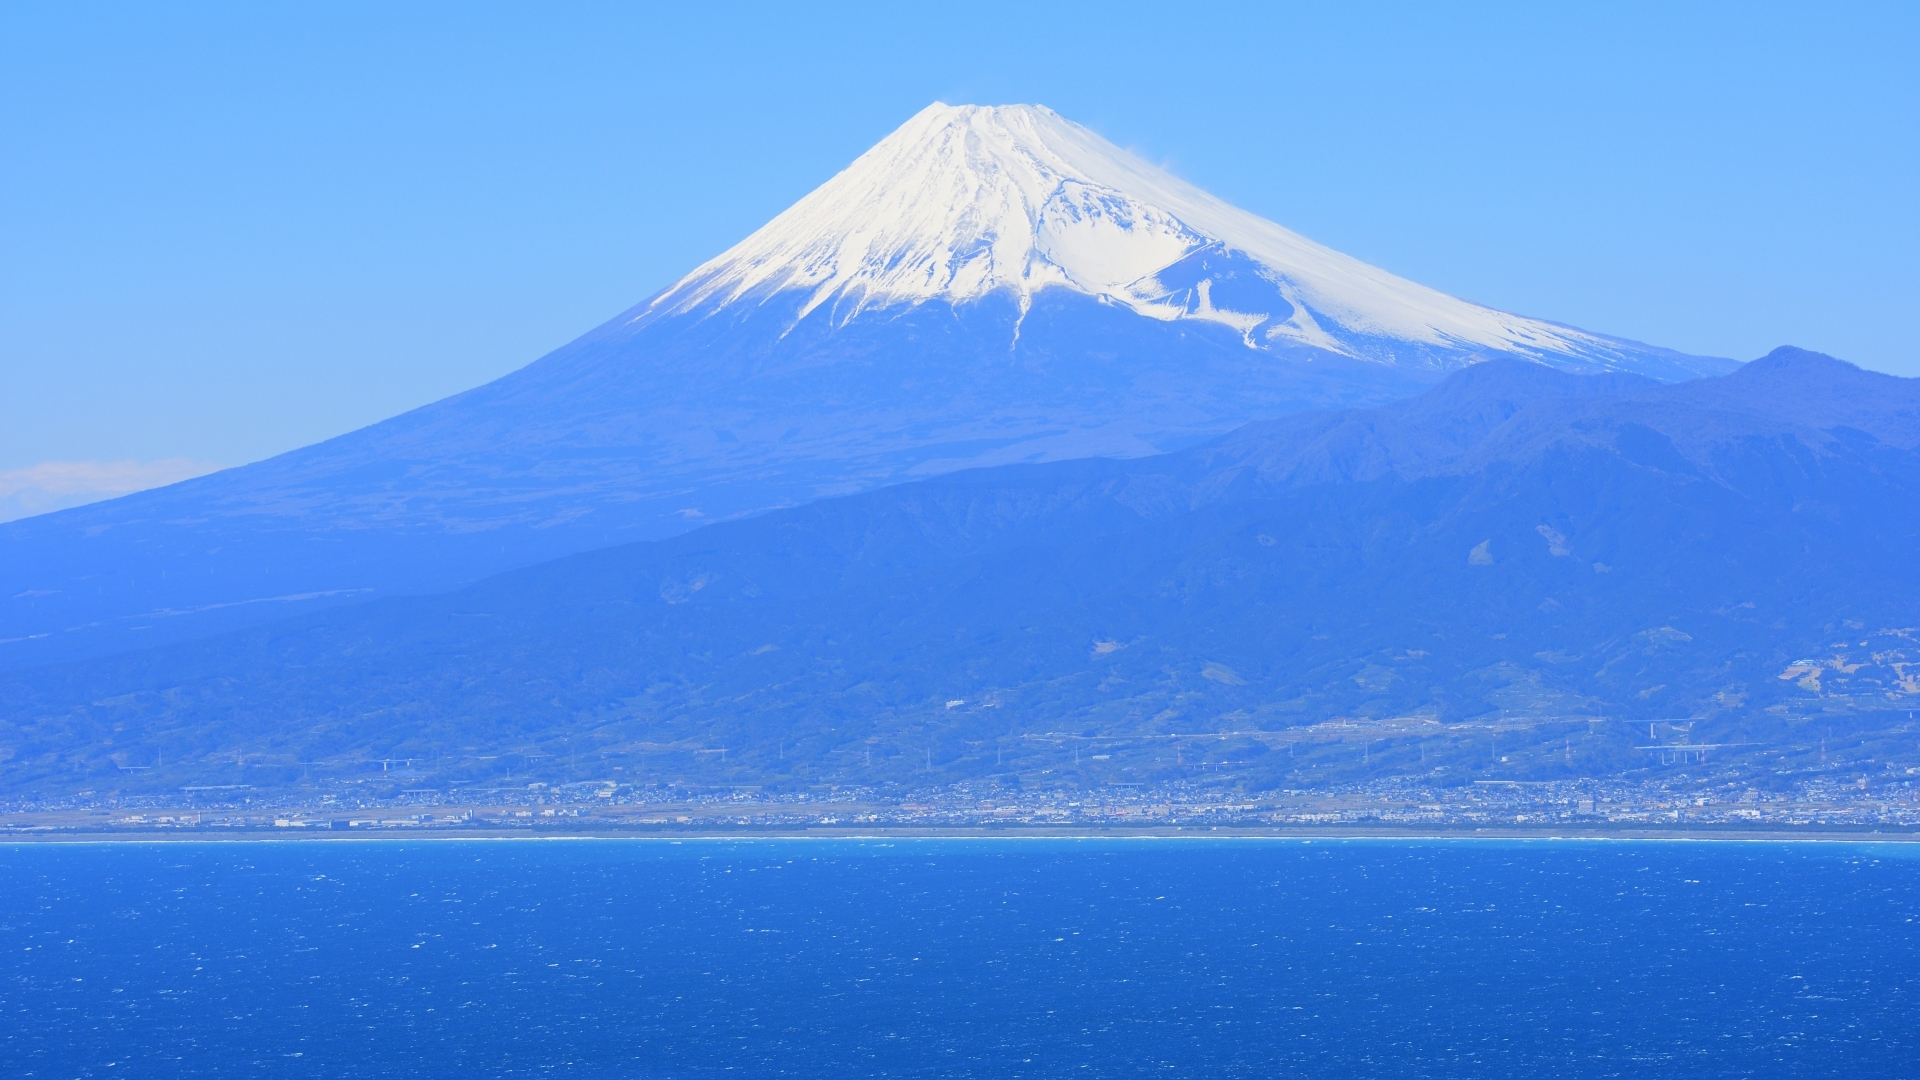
xmin=641 ymin=103 xmax=1645 ymax=368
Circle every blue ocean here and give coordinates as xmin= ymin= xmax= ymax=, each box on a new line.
xmin=3 ymin=838 xmax=1916 ymax=1078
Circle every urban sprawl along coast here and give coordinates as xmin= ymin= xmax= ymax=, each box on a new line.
xmin=7 ymin=772 xmax=1920 ymax=838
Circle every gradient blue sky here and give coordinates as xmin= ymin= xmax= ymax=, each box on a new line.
xmin=3 ymin=1 xmax=1915 ymax=482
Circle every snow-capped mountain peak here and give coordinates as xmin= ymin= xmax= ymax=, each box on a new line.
xmin=639 ymin=103 xmax=1675 ymax=371
xmin=2 ymin=101 xmax=1736 ymax=671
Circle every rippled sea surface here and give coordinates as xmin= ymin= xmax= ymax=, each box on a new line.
xmin=3 ymin=838 xmax=1917 ymax=1078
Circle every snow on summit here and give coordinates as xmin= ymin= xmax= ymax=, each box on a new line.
xmin=0 ymin=101 xmax=1737 ymax=671
xmin=643 ymin=103 xmax=1670 ymax=370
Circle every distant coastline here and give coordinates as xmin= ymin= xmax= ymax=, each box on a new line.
xmin=9 ymin=770 xmax=1917 ymax=843
xmin=8 ymin=823 xmax=1919 ymax=844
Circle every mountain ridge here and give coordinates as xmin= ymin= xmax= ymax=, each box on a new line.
xmin=0 ymin=103 xmax=1732 ymax=671
xmin=3 ymin=348 xmax=1908 ymax=798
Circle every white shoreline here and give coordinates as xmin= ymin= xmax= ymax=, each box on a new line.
xmin=6 ymin=829 xmax=1920 ymax=848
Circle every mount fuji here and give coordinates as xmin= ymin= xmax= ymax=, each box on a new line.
xmin=0 ymin=104 xmax=1732 ymax=669
xmin=652 ymin=104 xmax=1717 ymax=376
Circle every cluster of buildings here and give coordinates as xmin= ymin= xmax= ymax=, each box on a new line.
xmin=4 ymin=769 xmax=1919 ymax=835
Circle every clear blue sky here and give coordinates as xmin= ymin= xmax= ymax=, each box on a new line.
xmin=2 ymin=1 xmax=1914 ymax=475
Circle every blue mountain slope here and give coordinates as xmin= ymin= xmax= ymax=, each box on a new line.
xmin=0 ymin=105 xmax=1729 ymax=671
xmin=2 ymin=349 xmax=1907 ymax=797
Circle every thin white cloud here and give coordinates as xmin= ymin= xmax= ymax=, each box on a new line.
xmin=0 ymin=459 xmax=225 ymax=523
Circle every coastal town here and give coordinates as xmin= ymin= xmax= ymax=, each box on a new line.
xmin=8 ymin=770 xmax=1919 ymax=837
